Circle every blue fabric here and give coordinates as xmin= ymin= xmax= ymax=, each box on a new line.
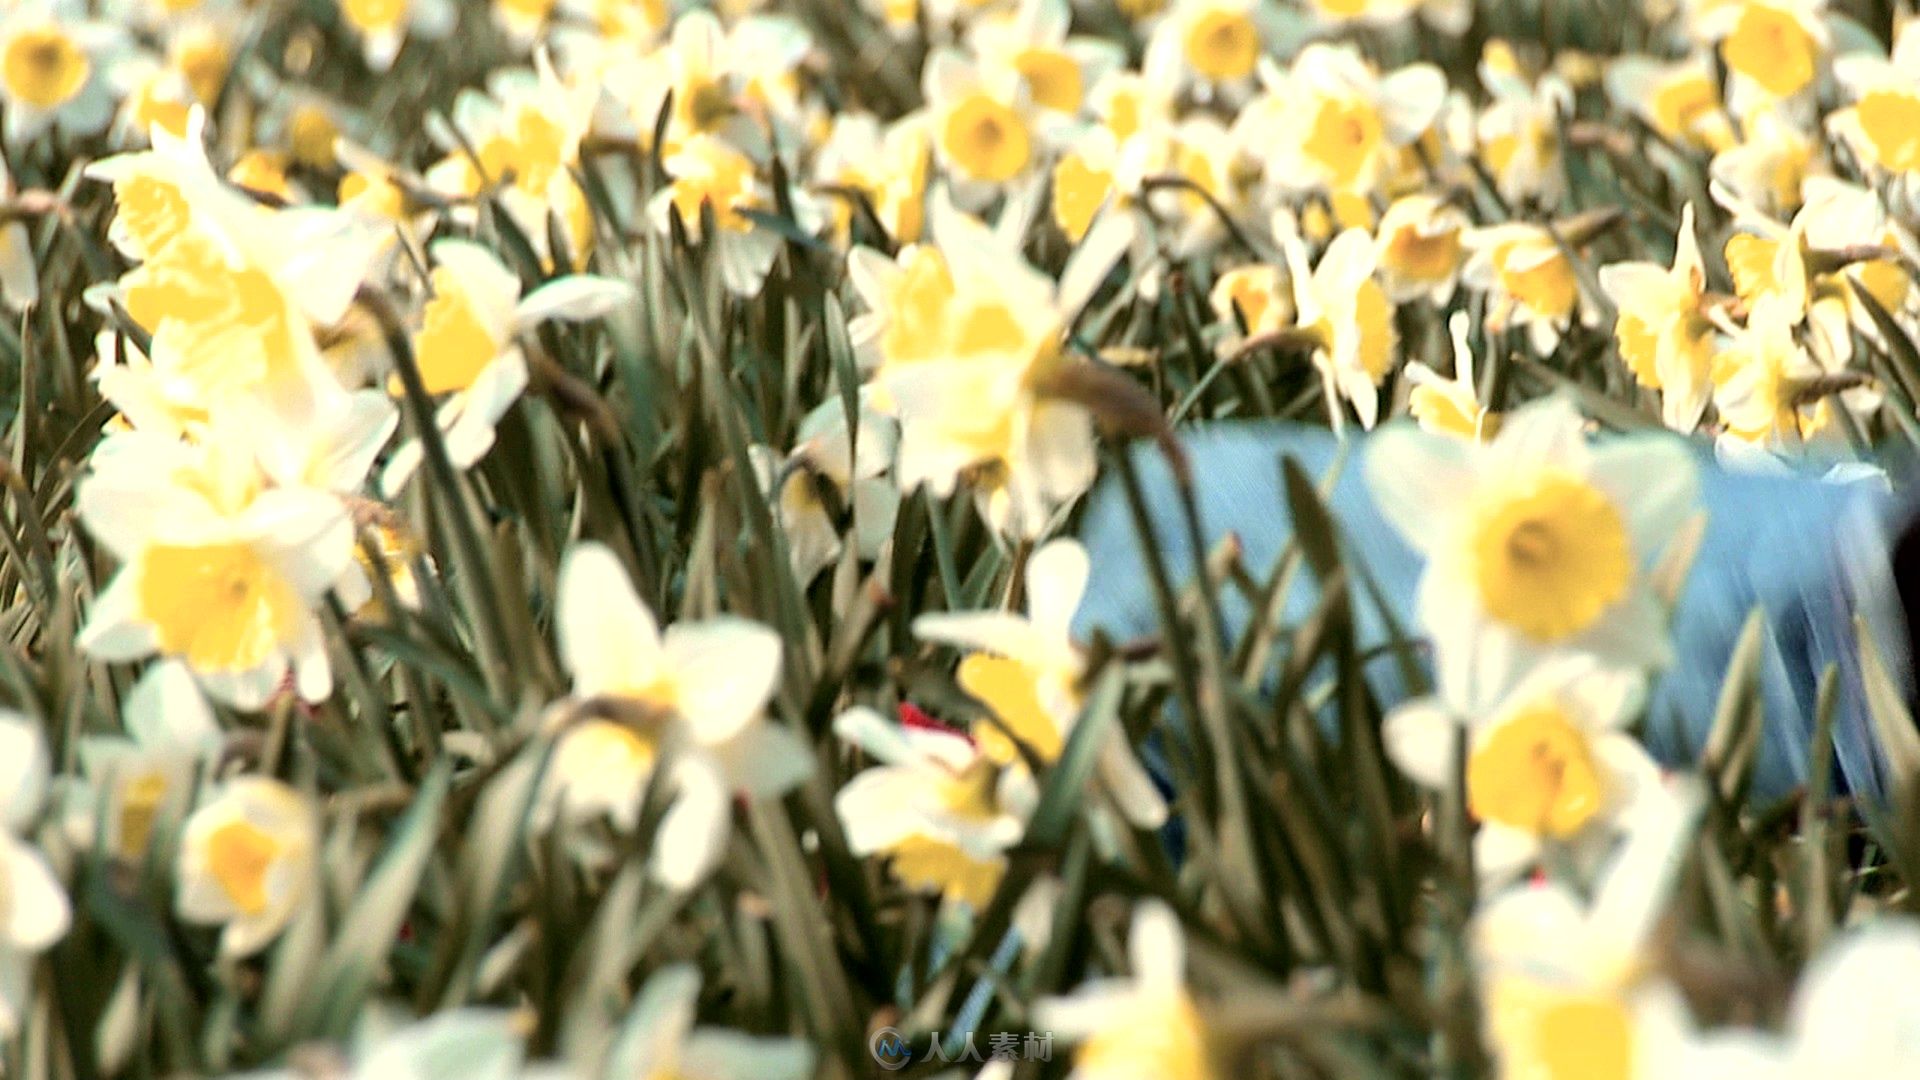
xmin=1071 ymin=422 xmax=1910 ymax=803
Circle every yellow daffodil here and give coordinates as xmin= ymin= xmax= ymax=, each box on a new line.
xmin=1280 ymin=224 xmax=1398 ymax=431
xmin=1386 ymin=656 xmax=1659 ymax=881
xmin=648 ymin=133 xmax=821 ymax=296
xmin=965 ymin=0 xmax=1124 ymax=133
xmin=380 ymin=239 xmax=631 ymax=490
xmin=1710 ymin=109 xmax=1822 ymax=217
xmin=848 ymin=196 xmax=1102 ymax=536
xmin=914 ymin=539 xmax=1167 ymax=827
xmin=1209 ymin=262 xmax=1295 ymax=340
xmin=815 ymin=111 xmax=933 ymax=245
xmin=0 ymin=2 xmax=125 ymax=143
xmin=1405 ymin=312 xmax=1499 ymax=439
xmin=1366 ymin=396 xmax=1699 ymax=712
xmin=424 ymin=52 xmax=599 ymax=268
xmin=0 ymin=712 xmax=70 ymax=1037
xmin=924 ymin=47 xmax=1040 ymax=206
xmin=1036 ymin=900 xmax=1218 ymax=1080
xmin=1832 ymin=20 xmax=1920 ymax=177
xmin=536 ymin=542 xmax=807 ymax=890
xmin=1477 ymin=42 xmax=1573 ymax=207
xmin=1709 ymin=297 xmax=1830 ymax=453
xmin=833 ymin=705 xmax=1034 ymax=909
xmin=748 ymin=396 xmax=901 ymax=585
xmin=1599 ymin=203 xmax=1719 ymax=431
xmin=336 ymin=0 xmax=454 ymax=71
xmin=1605 ymin=55 xmax=1737 ymax=155
xmin=76 ymin=428 xmax=355 ymax=710
xmin=176 ymin=776 xmax=317 ymax=958
xmin=1692 ymin=0 xmax=1835 ymax=114
xmin=1473 ymin=782 xmax=1701 ymax=1079
xmin=75 ymin=662 xmax=223 ymax=865
xmin=1238 ymin=43 xmax=1445 ymax=202
xmin=1143 ymin=0 xmax=1282 ymax=102
xmin=1464 ymin=222 xmax=1587 ymax=354
xmin=1375 ymin=193 xmax=1467 ymax=304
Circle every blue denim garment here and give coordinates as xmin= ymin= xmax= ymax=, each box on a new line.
xmin=1071 ymin=421 xmax=1912 ymax=803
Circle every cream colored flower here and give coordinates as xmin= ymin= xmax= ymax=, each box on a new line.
xmin=849 ymin=197 xmax=1098 ymax=537
xmin=1386 ymin=656 xmax=1659 ymax=881
xmin=536 ymin=542 xmax=808 ymax=890
xmin=381 ymin=239 xmax=631 ymax=491
xmin=176 ymin=777 xmax=317 ymax=958
xmin=914 ymin=539 xmax=1167 ymax=828
xmin=1599 ymin=203 xmax=1718 ymax=432
xmin=1375 ymin=193 xmax=1467 ymax=304
xmin=1280 ymin=225 xmax=1398 ymax=431
xmin=924 ymin=47 xmax=1040 ymax=208
xmin=1463 ymin=223 xmax=1588 ymax=355
xmin=0 ymin=712 xmax=70 ymax=1037
xmin=335 ymin=0 xmax=454 ymax=71
xmin=1472 ymin=781 xmax=1701 ymax=1079
xmin=1239 ymin=43 xmax=1445 ymax=201
xmin=1683 ymin=919 xmax=1920 ymax=1076
xmin=1405 ymin=312 xmax=1498 ymax=440
xmin=77 ymin=429 xmax=354 ymax=709
xmin=1366 ymin=396 xmax=1699 ymax=712
xmin=0 ymin=1 xmax=125 ymax=143
xmin=748 ymin=396 xmax=900 ymax=585
xmin=1143 ymin=0 xmax=1287 ymax=102
xmin=647 ymin=134 xmax=821 ymax=296
xmin=76 ymin=661 xmax=222 ymax=864
xmin=833 ymin=706 xmax=1034 ymax=909
xmin=1035 ymin=900 xmax=1218 ymax=1080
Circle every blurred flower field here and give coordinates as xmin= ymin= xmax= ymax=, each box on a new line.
xmin=3 ymin=0 xmax=1920 ymax=1075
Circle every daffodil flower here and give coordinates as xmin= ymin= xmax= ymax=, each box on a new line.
xmin=1694 ymin=0 xmax=1834 ymax=113
xmin=1280 ymin=225 xmax=1398 ymax=431
xmin=534 ymin=542 xmax=808 ymax=890
xmin=1385 ymin=656 xmax=1661 ymax=881
xmin=0 ymin=1 xmax=126 ymax=144
xmin=75 ymin=662 xmax=222 ymax=865
xmin=1463 ymin=222 xmax=1589 ymax=355
xmin=850 ymin=195 xmax=1102 ymax=536
xmin=1605 ymin=54 xmax=1737 ymax=156
xmin=1472 ymin=781 xmax=1702 ymax=1079
xmin=1239 ymin=43 xmax=1444 ymax=202
xmin=1375 ymin=193 xmax=1467 ymax=305
xmin=1476 ymin=41 xmax=1574 ymax=207
xmin=600 ymin=8 xmax=812 ymax=159
xmin=1405 ymin=312 xmax=1498 ymax=439
xmin=380 ymin=239 xmax=632 ymax=492
xmin=0 ymin=712 xmax=71 ymax=1037
xmin=1600 ymin=203 xmax=1719 ymax=432
xmin=1831 ymin=19 xmax=1920 ymax=180
xmin=832 ymin=706 xmax=1034 ymax=909
xmin=748 ymin=396 xmax=901 ymax=585
xmin=1143 ymin=0 xmax=1287 ymax=104
xmin=176 ymin=776 xmax=318 ymax=958
xmin=424 ymin=52 xmax=598 ymax=268
xmin=924 ymin=47 xmax=1041 ymax=208
xmin=1035 ymin=900 xmax=1218 ymax=1080
xmin=965 ymin=0 xmax=1125 ymax=138
xmin=646 ymin=133 xmax=822 ymax=297
xmin=914 ymin=539 xmax=1167 ymax=829
xmin=333 ymin=0 xmax=455 ymax=72
xmin=1366 ymin=396 xmax=1700 ymax=712
xmin=1682 ymin=919 xmax=1920 ymax=1076
xmin=1710 ymin=296 xmax=1831 ymax=456
xmin=76 ymin=429 xmax=356 ymax=710
xmin=814 ymin=111 xmax=933 ymax=245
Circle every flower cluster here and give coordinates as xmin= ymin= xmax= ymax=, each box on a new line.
xmin=0 ymin=0 xmax=1909 ymax=1076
